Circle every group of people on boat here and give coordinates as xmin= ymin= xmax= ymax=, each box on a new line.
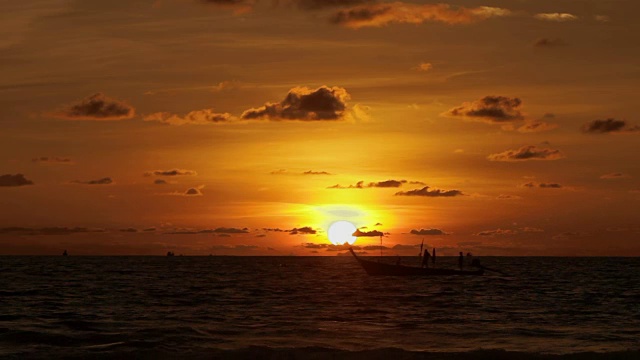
xmin=421 ymin=249 xmax=475 ymax=270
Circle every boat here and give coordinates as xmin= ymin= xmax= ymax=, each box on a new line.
xmin=349 ymin=248 xmax=484 ymax=276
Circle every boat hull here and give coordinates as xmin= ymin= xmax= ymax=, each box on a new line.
xmin=350 ymin=248 xmax=483 ymax=276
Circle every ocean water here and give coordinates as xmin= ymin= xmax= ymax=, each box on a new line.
xmin=1 ymin=256 xmax=639 ymax=359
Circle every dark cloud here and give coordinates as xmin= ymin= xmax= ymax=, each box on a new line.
xmin=581 ymin=119 xmax=639 ymax=134
xmin=352 ymin=229 xmax=383 ymax=237
xmin=214 ymin=227 xmax=249 ymax=234
xmin=395 ymin=186 xmax=463 ymax=197
xmin=0 ymin=174 xmax=34 ymax=187
xmin=263 ymin=228 xmax=287 ymax=232
xmin=120 ymin=228 xmax=138 ymax=233
xmin=154 ymin=179 xmax=168 ymax=185
xmin=328 ymin=179 xmax=407 ymax=189
xmin=445 ymin=96 xmax=524 ymax=123
xmin=52 ymin=93 xmax=134 ymax=120
xmin=392 ymin=244 xmax=421 ymax=251
xmin=184 ymin=188 xmax=203 ymax=196
xmin=330 ymin=2 xmax=511 ymax=28
xmin=0 ymin=227 xmax=105 ymax=235
xmin=32 ymin=157 xmax=73 ymax=164
xmin=497 ymin=194 xmax=522 ymax=200
xmin=303 ymin=170 xmax=332 ymax=175
xmin=522 ymin=182 xmax=563 ymax=189
xmin=534 ymin=38 xmax=567 ymax=48
xmin=270 ymin=169 xmax=288 ymax=175
xmin=374 ymin=222 xmax=383 ymax=226
xmin=241 ymin=86 xmax=350 ymax=121
xmin=488 ymin=145 xmax=564 ymax=162
xmin=290 ymin=226 xmax=317 ymax=235
xmin=143 ymin=227 xmax=156 ymax=232
xmin=410 ymin=228 xmax=447 ymax=236
xmin=145 ymin=169 xmax=197 ymax=176
xmin=600 ymin=173 xmax=629 ymax=179
xmin=143 ymin=109 xmax=232 ymax=125
xmin=71 ymin=177 xmax=113 ymax=185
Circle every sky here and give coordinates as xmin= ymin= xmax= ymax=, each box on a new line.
xmin=1 ymin=0 xmax=639 ymax=256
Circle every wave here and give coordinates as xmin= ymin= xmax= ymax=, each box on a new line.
xmin=4 ymin=346 xmax=640 ymax=360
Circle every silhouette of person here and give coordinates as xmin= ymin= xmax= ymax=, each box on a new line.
xmin=458 ymin=252 xmax=464 ymax=270
xmin=432 ymin=248 xmax=436 ymax=266
xmin=422 ymin=249 xmax=431 ymax=268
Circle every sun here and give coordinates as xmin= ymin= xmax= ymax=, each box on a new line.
xmin=327 ymin=220 xmax=357 ymax=245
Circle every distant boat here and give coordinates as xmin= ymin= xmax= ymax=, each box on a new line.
xmin=349 ymin=248 xmax=483 ymax=276
xmin=166 ymin=251 xmax=175 ymax=257
xmin=62 ymin=250 xmax=68 ymax=256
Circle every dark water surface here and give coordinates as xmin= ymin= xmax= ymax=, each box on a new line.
xmin=1 ymin=256 xmax=639 ymax=359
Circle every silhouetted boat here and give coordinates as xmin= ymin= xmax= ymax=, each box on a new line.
xmin=349 ymin=248 xmax=483 ymax=276
xmin=62 ymin=250 xmax=68 ymax=256
xmin=166 ymin=251 xmax=175 ymax=257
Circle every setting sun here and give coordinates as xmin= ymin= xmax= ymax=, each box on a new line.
xmin=327 ymin=221 xmax=358 ymax=245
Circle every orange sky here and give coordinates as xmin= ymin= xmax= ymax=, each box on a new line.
xmin=1 ymin=0 xmax=639 ymax=255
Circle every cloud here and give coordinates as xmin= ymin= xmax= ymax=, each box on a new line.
xmin=416 ymin=62 xmax=433 ymax=72
xmin=303 ymin=170 xmax=332 ymax=175
xmin=521 ymin=227 xmax=544 ymax=233
xmin=534 ymin=13 xmax=578 ymax=22
xmin=488 ymin=145 xmax=565 ymax=162
xmin=145 ymin=169 xmax=197 ymax=176
xmin=410 ymin=228 xmax=447 ymax=236
xmin=497 ymin=194 xmax=522 ymax=200
xmin=143 ymin=109 xmax=233 ymax=125
xmin=71 ymin=177 xmax=113 ymax=185
xmin=475 ymin=229 xmax=517 ymax=237
xmin=0 ymin=227 xmax=105 ymax=235
xmin=522 ymin=182 xmax=563 ymax=189
xmin=32 ymin=157 xmax=73 ymax=164
xmin=52 ymin=93 xmax=134 ymax=120
xmin=154 ymin=179 xmax=168 ymax=185
xmin=330 ymin=3 xmax=511 ymax=29
xmin=214 ymin=227 xmax=249 ymax=234
xmin=0 ymin=174 xmax=34 ymax=187
xmin=581 ymin=119 xmax=639 ymax=134
xmin=444 ymin=96 xmax=524 ymax=124
xmin=241 ymin=86 xmax=350 ymax=121
xmin=184 ymin=188 xmax=203 ymax=196
xmin=594 ymin=15 xmax=610 ymax=23
xmin=329 ymin=179 xmax=407 ymax=188
xmin=120 ymin=228 xmax=138 ymax=233
xmin=600 ymin=173 xmax=629 ymax=179
xmin=353 ymin=229 xmax=383 ymax=237
xmin=290 ymin=226 xmax=317 ymax=235
xmin=395 ymin=186 xmax=463 ymax=197
xmin=534 ymin=38 xmax=567 ymax=48
xmin=517 ymin=120 xmax=558 ymax=133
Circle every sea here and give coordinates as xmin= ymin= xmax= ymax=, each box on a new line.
xmin=1 ymin=256 xmax=639 ymax=359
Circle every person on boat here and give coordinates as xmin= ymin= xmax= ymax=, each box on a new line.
xmin=432 ymin=248 xmax=436 ymax=266
xmin=458 ymin=252 xmax=464 ymax=270
xmin=422 ymin=249 xmax=431 ymax=268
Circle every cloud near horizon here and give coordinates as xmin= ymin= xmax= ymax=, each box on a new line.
xmin=143 ymin=109 xmax=233 ymax=125
xmin=330 ymin=2 xmax=511 ymax=29
xmin=488 ymin=145 xmax=565 ymax=162
xmin=145 ymin=169 xmax=197 ymax=177
xmin=71 ymin=177 xmax=113 ymax=185
xmin=0 ymin=174 xmax=34 ymax=187
xmin=32 ymin=157 xmax=73 ymax=164
xmin=444 ymin=96 xmax=524 ymax=124
xmin=410 ymin=228 xmax=448 ymax=236
xmin=522 ymin=182 xmax=563 ymax=189
xmin=581 ymin=119 xmax=639 ymax=134
xmin=51 ymin=93 xmax=134 ymax=121
xmin=534 ymin=13 xmax=578 ymax=22
xmin=353 ymin=229 xmax=384 ymax=237
xmin=328 ymin=179 xmax=407 ymax=189
xmin=241 ymin=86 xmax=350 ymax=121
xmin=395 ymin=186 xmax=463 ymax=197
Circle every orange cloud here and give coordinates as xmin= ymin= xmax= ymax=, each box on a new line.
xmin=330 ymin=2 xmax=511 ymax=29
xmin=534 ymin=13 xmax=577 ymax=22
xmin=488 ymin=146 xmax=565 ymax=162
xmin=445 ymin=96 xmax=524 ymax=124
xmin=144 ymin=109 xmax=233 ymax=125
